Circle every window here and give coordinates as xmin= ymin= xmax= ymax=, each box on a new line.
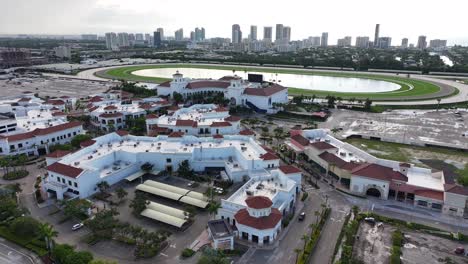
xmin=0 ymin=147 xmax=2 ymax=153
xmin=417 ymin=200 xmax=428 ymax=207
xmin=74 ymin=182 xmax=78 ymax=188
xmin=68 ymin=180 xmax=72 ymax=186
xmin=73 ymin=132 xmax=77 ymax=136
xmin=68 ymin=133 xmax=71 ymax=137
xmin=57 ymin=177 xmax=61 ymax=182
xmin=18 ymin=143 xmax=23 ymax=148
xmin=166 ymin=158 xmax=171 ymax=163
xmin=10 ymin=145 xmax=15 ymax=150
xmin=432 ymin=203 xmax=442 ymax=210
xmin=62 ymin=178 xmax=65 ymax=184
xmin=51 ymin=138 xmax=55 ymax=142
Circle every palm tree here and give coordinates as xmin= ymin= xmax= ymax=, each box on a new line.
xmin=436 ymin=98 xmax=442 ymax=111
xmin=207 ymin=202 xmax=221 ymax=219
xmin=294 ymin=248 xmax=302 ymax=263
xmin=301 ymin=234 xmax=309 ymax=251
xmin=38 ymin=223 xmax=58 ymax=256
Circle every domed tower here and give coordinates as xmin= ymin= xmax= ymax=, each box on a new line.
xmin=226 ymin=75 xmax=244 ymax=105
xmin=171 ymin=71 xmax=188 ymax=96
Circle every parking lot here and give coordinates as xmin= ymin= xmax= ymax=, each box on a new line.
xmin=0 ymin=77 xmax=112 ymax=98
xmin=322 ymin=109 xmax=468 ymax=150
xmin=402 ymin=230 xmax=468 ymax=264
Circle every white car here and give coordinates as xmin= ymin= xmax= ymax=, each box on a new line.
xmin=72 ymin=223 xmax=84 ymax=231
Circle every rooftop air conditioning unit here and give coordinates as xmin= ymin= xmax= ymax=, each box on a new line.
xmin=74 ymin=161 xmax=80 ymax=165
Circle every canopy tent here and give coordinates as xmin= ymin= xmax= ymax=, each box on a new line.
xmin=140 ymin=209 xmax=186 ymax=228
xmin=143 ymin=180 xmax=189 ymax=196
xmin=126 ymin=170 xmax=161 ymax=182
xmin=136 ymin=184 xmax=183 ymax=201
xmin=180 ymin=196 xmax=209 ymax=208
xmin=146 ymin=201 xmax=187 ymax=219
xmin=185 ymin=190 xmax=209 ymax=201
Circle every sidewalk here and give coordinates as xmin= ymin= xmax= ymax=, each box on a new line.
xmin=0 ymin=237 xmax=43 ymax=264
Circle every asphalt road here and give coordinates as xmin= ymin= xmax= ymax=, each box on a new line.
xmin=0 ymin=239 xmax=35 ymax=264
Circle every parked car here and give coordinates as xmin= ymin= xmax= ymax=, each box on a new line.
xmin=72 ymin=223 xmax=84 ymax=231
xmin=187 ymin=181 xmax=195 ymax=187
xmin=454 ymin=247 xmax=465 ymax=255
xmin=364 ymin=217 xmax=376 ymax=224
xmin=215 ymin=187 xmax=224 ymax=194
xmin=298 ymin=212 xmax=306 ymax=221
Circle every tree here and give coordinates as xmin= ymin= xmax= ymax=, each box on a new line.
xmin=141 ymin=162 xmax=154 ymax=173
xmin=38 ymin=222 xmax=58 ymax=256
xmin=52 ymin=244 xmax=75 ymax=264
xmin=64 ymin=251 xmax=93 ymax=264
xmin=10 ymin=216 xmax=41 ymax=238
xmin=364 ymin=98 xmax=372 ymax=110
xmin=436 ymin=98 xmax=442 ymax=111
xmin=85 ymin=209 xmax=119 ymax=239
xmin=301 ymin=234 xmax=310 ymax=251
xmin=207 ymin=202 xmax=221 ymax=219
xmin=172 ymin=92 xmax=183 ymax=103
xmin=177 ymin=160 xmax=193 ymax=179
xmin=71 ymin=134 xmax=93 ymax=148
xmin=0 ymin=195 xmax=25 ymax=221
xmin=326 ymin=95 xmax=336 ymax=108
xmin=130 ymin=192 xmax=150 ymax=216
xmin=96 ymin=181 xmax=110 ymax=194
xmin=62 ymin=199 xmax=92 ymax=220
xmin=116 ymin=187 xmax=128 ymax=203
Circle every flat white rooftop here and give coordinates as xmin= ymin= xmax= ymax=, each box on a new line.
xmin=155 ymin=104 xmax=229 ymax=127
xmin=406 ymin=170 xmax=444 ymax=191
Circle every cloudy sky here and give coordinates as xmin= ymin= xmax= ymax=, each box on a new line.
xmin=1 ymin=0 xmax=467 ymax=45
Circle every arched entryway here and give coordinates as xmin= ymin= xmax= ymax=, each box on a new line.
xmin=366 ymin=188 xmax=382 ymax=198
xmin=230 ymin=97 xmax=236 ymax=105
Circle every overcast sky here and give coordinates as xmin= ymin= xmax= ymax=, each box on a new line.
xmin=1 ymin=0 xmax=467 ymax=45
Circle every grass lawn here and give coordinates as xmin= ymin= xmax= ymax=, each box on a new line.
xmin=344 ymin=138 xmax=468 ymax=163
xmin=97 ymin=64 xmax=448 ymax=100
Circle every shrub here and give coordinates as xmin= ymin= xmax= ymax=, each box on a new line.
xmin=3 ymin=170 xmax=29 ymax=180
xmin=10 ymin=216 xmax=40 ymax=238
xmin=181 ymin=248 xmax=195 ymax=258
xmin=301 ymin=192 xmax=309 ymax=201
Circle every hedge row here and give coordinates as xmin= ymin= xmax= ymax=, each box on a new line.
xmin=0 ymin=226 xmax=48 ymax=256
xmin=390 ymin=229 xmax=403 ymax=264
xmin=331 ymin=211 xmax=352 ymax=262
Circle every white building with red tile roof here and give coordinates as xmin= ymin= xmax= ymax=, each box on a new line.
xmin=42 ymin=131 xmax=299 ymax=204
xmin=157 ymin=72 xmax=288 ymax=114
xmin=0 ymin=121 xmax=84 ymax=156
xmin=146 ymin=104 xmax=241 ymax=136
xmin=287 ymin=129 xmax=468 ymax=217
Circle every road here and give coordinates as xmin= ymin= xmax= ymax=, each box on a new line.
xmin=0 ymin=239 xmax=36 ymax=264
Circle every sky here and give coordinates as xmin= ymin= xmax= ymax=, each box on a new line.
xmin=1 ymin=0 xmax=467 ymax=45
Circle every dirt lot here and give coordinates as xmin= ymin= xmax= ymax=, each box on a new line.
xmin=402 ymin=230 xmax=468 ymax=264
xmin=0 ymin=77 xmax=112 ymax=98
xmin=353 ymin=222 xmax=396 ymax=264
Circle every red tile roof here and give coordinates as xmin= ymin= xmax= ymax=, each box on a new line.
xmin=260 ymin=152 xmax=279 ymax=161
xmin=224 ymin=115 xmax=241 ymax=122
xmin=186 ymin=81 xmax=230 ymax=89
xmin=213 ymin=134 xmax=224 ymax=139
xmin=18 ymin=97 xmax=31 ymax=102
xmin=215 ymin=106 xmax=229 ymax=112
xmin=47 ymin=99 xmax=65 ymax=106
xmin=80 ymin=139 xmax=96 ymax=148
xmin=116 ymin=130 xmax=129 ymax=136
xmin=310 ymin=141 xmax=336 ymax=150
xmin=444 ymin=184 xmax=468 ymax=196
xmin=291 ymin=134 xmax=309 ymax=147
xmin=89 ymin=96 xmax=103 ymax=102
xmin=245 ymin=196 xmax=273 ymax=209
xmin=261 ymin=145 xmax=275 ymax=154
xmin=168 ymin=131 xmax=184 ymax=138
xmin=239 ymin=129 xmax=255 ymax=136
xmin=243 ymin=84 xmax=287 ymax=97
xmin=210 ymin=121 xmax=231 ymax=127
xmin=46 ymin=150 xmax=71 ymax=158
xmin=351 ymin=163 xmax=408 ymax=182
xmin=318 ymin=152 xmax=348 ymax=167
xmin=176 ymin=119 xmax=198 ymax=127
xmin=46 ymin=162 xmax=83 ymax=178
xmin=104 ymin=105 xmax=118 ymax=110
xmin=234 ymin=208 xmax=282 ymax=229
xmin=88 ymin=106 xmax=99 ymax=112
xmin=414 ymin=190 xmax=444 ymax=201
xmin=146 ymin=114 xmax=159 ymax=119
xmin=51 ymin=112 xmax=67 ymax=117
xmin=158 ymin=81 xmax=171 ymax=87
xmin=1 ymin=132 xmax=35 ymax=142
xmin=99 ymin=113 xmax=123 ymax=118
xmin=219 ymin=76 xmax=241 ymax=81
xmin=279 ymin=165 xmax=302 ymax=174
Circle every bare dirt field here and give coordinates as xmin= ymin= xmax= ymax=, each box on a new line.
xmin=353 ymin=222 xmax=396 ymax=264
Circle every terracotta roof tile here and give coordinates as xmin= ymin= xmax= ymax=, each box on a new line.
xmin=239 ymin=129 xmax=255 ymax=136
xmin=414 ymin=190 xmax=444 ymax=201
xmin=291 ymin=134 xmax=310 ymax=147
xmin=80 ymin=139 xmax=96 ymax=148
xmin=186 ymin=81 xmax=230 ymax=89
xmin=260 ymin=152 xmax=279 ymax=161
xmin=210 ymin=121 xmax=231 ymax=127
xmin=351 ymin=163 xmax=408 ymax=182
xmin=224 ymin=115 xmax=241 ymax=122
xmin=234 ymin=208 xmax=282 ymax=229
xmin=176 ymin=119 xmax=198 ymax=127
xmin=46 ymin=150 xmax=71 ymax=158
xmin=46 ymin=162 xmax=83 ymax=178
xmin=279 ymin=165 xmax=302 ymax=174
xmin=168 ymin=131 xmax=184 ymax=138
xmin=243 ymin=84 xmax=287 ymax=97
xmin=245 ymin=196 xmax=273 ymax=209
xmin=310 ymin=141 xmax=336 ymax=150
